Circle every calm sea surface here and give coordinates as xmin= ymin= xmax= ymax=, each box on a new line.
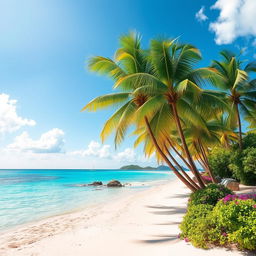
xmin=0 ymin=169 xmax=174 ymax=231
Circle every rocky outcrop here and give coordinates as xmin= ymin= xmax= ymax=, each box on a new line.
xmin=107 ymin=180 xmax=123 ymax=187
xmin=89 ymin=181 xmax=103 ymax=186
xmin=74 ymin=181 xmax=103 ymax=187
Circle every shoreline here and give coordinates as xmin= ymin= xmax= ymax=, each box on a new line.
xmin=0 ymin=178 xmax=248 ymax=256
xmin=0 ymin=178 xmax=172 ymax=234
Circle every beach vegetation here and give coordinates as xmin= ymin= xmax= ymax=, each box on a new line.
xmin=188 ymin=183 xmax=233 ymax=206
xmin=181 ymin=189 xmax=256 ymax=250
xmin=83 ymin=32 xmax=256 ymax=191
xmin=208 ymin=133 xmax=256 ymax=185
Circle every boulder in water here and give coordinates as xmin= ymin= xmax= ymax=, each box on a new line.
xmin=107 ymin=180 xmax=123 ymax=187
xmin=89 ymin=181 xmax=103 ymax=186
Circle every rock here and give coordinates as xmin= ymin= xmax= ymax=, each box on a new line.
xmin=221 ymin=178 xmax=240 ymax=191
xmin=107 ymin=180 xmax=123 ymax=187
xmin=89 ymin=181 xmax=103 ymax=186
xmin=73 ymin=181 xmax=103 ymax=187
xmin=226 ymin=181 xmax=240 ymax=191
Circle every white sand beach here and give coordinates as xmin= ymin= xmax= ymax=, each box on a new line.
xmin=0 ymin=178 xmax=253 ymax=256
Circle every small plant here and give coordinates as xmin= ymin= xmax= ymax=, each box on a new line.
xmin=189 ymin=184 xmax=233 ymax=206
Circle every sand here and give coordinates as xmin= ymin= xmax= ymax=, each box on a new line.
xmin=0 ymin=178 xmax=254 ymax=256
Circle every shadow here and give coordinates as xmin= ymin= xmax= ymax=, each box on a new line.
xmin=146 ymin=205 xmax=178 ymax=210
xmin=169 ymin=193 xmax=190 ymax=199
xmin=154 ymin=221 xmax=181 ymax=225
xmin=219 ymin=248 xmax=256 ymax=256
xmin=135 ymin=234 xmax=180 ymax=244
xmin=147 ymin=205 xmax=187 ymax=215
xmin=133 ymin=202 xmax=185 ymax=246
xmin=243 ymin=251 xmax=256 ymax=256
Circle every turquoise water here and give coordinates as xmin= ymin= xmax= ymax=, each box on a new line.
xmin=0 ymin=169 xmax=174 ymax=231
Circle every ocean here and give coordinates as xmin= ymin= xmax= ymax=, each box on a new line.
xmin=0 ymin=169 xmax=174 ymax=231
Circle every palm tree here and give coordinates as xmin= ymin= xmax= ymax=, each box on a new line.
xmin=185 ymin=115 xmax=238 ymax=183
xmin=82 ymin=33 xmax=200 ymax=191
xmin=211 ymin=51 xmax=256 ymax=149
xmin=116 ymin=39 xmax=229 ymax=188
xmin=83 ymin=33 xmax=227 ymax=191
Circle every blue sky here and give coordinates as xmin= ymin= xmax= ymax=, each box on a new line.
xmin=1 ymin=0 xmax=256 ymax=168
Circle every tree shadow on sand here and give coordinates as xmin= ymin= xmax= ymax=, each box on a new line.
xmin=146 ymin=205 xmax=187 ymax=215
xmin=135 ymin=204 xmax=256 ymax=256
xmin=135 ymin=234 xmax=180 ymax=244
xmin=168 ymin=193 xmax=190 ymax=199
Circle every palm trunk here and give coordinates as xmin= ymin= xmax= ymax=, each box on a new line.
xmin=164 ymin=145 xmax=200 ymax=189
xmin=197 ymin=157 xmax=208 ymax=170
xmin=171 ymin=103 xmax=205 ymax=188
xmin=144 ymin=117 xmax=197 ymax=192
xmin=235 ymin=103 xmax=243 ymax=149
xmin=197 ymin=140 xmax=217 ymax=183
xmin=167 ymin=138 xmax=192 ymax=170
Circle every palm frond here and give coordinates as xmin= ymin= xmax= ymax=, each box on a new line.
xmin=82 ymin=93 xmax=130 ymax=111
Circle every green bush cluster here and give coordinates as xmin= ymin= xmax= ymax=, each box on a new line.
xmin=208 ymin=147 xmax=233 ymax=179
xmin=180 ymin=184 xmax=256 ymax=250
xmin=213 ymin=200 xmax=256 ymax=250
xmin=208 ymin=133 xmax=256 ymax=185
xmin=189 ymin=184 xmax=233 ymax=206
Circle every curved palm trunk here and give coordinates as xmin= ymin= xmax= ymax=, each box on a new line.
xmin=235 ymin=103 xmax=243 ymax=149
xmin=197 ymin=140 xmax=217 ymax=184
xmin=144 ymin=117 xmax=197 ymax=192
xmin=197 ymin=157 xmax=208 ymax=171
xmin=171 ymin=103 xmax=205 ymax=188
xmin=194 ymin=144 xmax=209 ymax=170
xmin=167 ymin=138 xmax=192 ymax=170
xmin=164 ymin=145 xmax=200 ymax=189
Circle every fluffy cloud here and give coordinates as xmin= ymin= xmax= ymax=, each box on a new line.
xmin=70 ymin=141 xmax=151 ymax=164
xmin=195 ymin=6 xmax=208 ymax=22
xmin=209 ymin=0 xmax=256 ymax=44
xmin=70 ymin=140 xmax=111 ymax=158
xmin=0 ymin=93 xmax=36 ymax=134
xmin=7 ymin=128 xmax=65 ymax=153
xmin=113 ymin=148 xmax=136 ymax=163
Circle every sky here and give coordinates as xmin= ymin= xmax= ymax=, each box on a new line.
xmin=0 ymin=0 xmax=256 ymax=169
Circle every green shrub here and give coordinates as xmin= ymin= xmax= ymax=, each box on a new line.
xmin=242 ymin=133 xmax=256 ymax=149
xmin=180 ymin=197 xmax=256 ymax=250
xmin=208 ymin=134 xmax=256 ymax=185
xmin=242 ymin=148 xmax=256 ymax=185
xmin=212 ymin=199 xmax=256 ymax=250
xmin=179 ymin=204 xmax=214 ymax=248
xmin=229 ymin=148 xmax=256 ymax=185
xmin=189 ymin=184 xmax=233 ymax=206
xmin=208 ymin=147 xmax=233 ymax=178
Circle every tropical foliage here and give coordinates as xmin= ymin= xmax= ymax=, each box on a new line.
xmin=180 ymin=188 xmax=256 ymax=250
xmin=83 ymin=32 xmax=256 ymax=191
xmin=208 ymin=133 xmax=256 ymax=185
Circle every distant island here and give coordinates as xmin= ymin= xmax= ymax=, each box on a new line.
xmin=120 ymin=165 xmax=171 ymax=170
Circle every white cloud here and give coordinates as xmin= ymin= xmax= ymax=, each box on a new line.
xmin=113 ymin=148 xmax=136 ymax=163
xmin=0 ymin=137 xmax=159 ymax=169
xmin=7 ymin=128 xmax=65 ymax=153
xmin=195 ymin=6 xmax=208 ymax=22
xmin=70 ymin=140 xmax=111 ymax=158
xmin=209 ymin=0 xmax=256 ymax=44
xmin=70 ymin=141 xmax=153 ymax=164
xmin=0 ymin=93 xmax=36 ymax=134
